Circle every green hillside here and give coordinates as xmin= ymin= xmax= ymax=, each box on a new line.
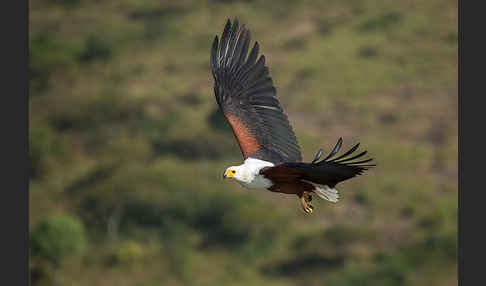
xmin=29 ymin=0 xmax=457 ymax=285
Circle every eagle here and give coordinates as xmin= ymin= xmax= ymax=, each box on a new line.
xmin=210 ymin=19 xmax=375 ymax=214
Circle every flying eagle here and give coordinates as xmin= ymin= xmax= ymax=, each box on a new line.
xmin=210 ymin=19 xmax=375 ymax=214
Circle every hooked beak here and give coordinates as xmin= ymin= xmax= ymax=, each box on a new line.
xmin=223 ymin=170 xmax=235 ymax=179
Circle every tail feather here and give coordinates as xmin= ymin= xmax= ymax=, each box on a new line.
xmin=303 ymin=180 xmax=340 ymax=202
xmin=314 ymin=138 xmax=376 ymax=169
xmin=321 ymin=137 xmax=343 ymax=161
xmin=329 ymin=142 xmax=360 ymax=162
xmin=301 ymin=138 xmax=375 ymax=187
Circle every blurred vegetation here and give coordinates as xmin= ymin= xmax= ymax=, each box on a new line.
xmin=29 ymin=0 xmax=457 ymax=285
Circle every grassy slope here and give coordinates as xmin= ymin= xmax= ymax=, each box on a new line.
xmin=30 ymin=0 xmax=457 ymax=285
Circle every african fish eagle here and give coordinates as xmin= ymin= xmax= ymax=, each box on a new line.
xmin=210 ymin=19 xmax=375 ymax=214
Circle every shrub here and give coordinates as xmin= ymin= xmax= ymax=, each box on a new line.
xmin=29 ymin=34 xmax=83 ymax=91
xmin=29 ymin=127 xmax=52 ymax=180
xmin=30 ymin=213 xmax=86 ymax=266
xmin=79 ymin=36 xmax=113 ymax=63
xmin=357 ymin=12 xmax=404 ymax=33
xmin=106 ymin=240 xmax=145 ymax=265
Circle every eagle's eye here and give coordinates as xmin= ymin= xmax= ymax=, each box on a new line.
xmin=231 ymin=170 xmax=236 ymax=174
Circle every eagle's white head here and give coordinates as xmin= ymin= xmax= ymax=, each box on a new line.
xmin=222 ymin=158 xmax=275 ymax=188
xmin=223 ymin=165 xmax=249 ymax=183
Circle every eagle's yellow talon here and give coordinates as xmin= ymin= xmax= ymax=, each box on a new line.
xmin=301 ymin=192 xmax=314 ymax=214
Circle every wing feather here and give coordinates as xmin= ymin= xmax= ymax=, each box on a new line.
xmin=211 ymin=19 xmax=302 ymax=163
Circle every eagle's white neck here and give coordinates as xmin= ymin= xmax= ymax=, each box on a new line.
xmin=228 ymin=158 xmax=274 ymax=189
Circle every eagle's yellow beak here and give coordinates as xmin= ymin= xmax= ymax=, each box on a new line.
xmin=223 ymin=170 xmax=235 ymax=179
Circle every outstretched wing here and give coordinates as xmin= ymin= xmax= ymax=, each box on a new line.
xmin=262 ymin=138 xmax=375 ymax=188
xmin=210 ymin=19 xmax=302 ymax=164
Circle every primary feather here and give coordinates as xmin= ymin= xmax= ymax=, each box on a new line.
xmin=211 ymin=19 xmax=302 ymax=164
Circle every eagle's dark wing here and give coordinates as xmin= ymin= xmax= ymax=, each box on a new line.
xmin=210 ymin=19 xmax=302 ymax=164
xmin=262 ymin=138 xmax=375 ymax=188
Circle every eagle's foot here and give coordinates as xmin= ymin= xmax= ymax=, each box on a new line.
xmin=300 ymin=192 xmax=313 ymax=214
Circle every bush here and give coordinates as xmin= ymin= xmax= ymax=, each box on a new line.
xmin=52 ymin=0 xmax=80 ymax=9
xmin=30 ymin=213 xmax=86 ymax=266
xmin=357 ymin=12 xmax=404 ymax=33
xmin=29 ymin=127 xmax=65 ymax=180
xmin=49 ymin=94 xmax=146 ymax=133
xmin=29 ymin=34 xmax=84 ymax=91
xmin=29 ymin=127 xmax=52 ymax=179
xmin=106 ymin=240 xmax=145 ymax=265
xmin=79 ymin=36 xmax=113 ymax=63
xmin=121 ymin=189 xmax=288 ymax=259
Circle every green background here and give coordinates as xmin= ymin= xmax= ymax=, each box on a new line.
xmin=29 ymin=0 xmax=458 ymax=285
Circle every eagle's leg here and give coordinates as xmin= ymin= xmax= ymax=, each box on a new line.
xmin=300 ymin=191 xmax=313 ymax=214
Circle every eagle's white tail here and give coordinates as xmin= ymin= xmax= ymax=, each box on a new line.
xmin=302 ymin=180 xmax=340 ymax=202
